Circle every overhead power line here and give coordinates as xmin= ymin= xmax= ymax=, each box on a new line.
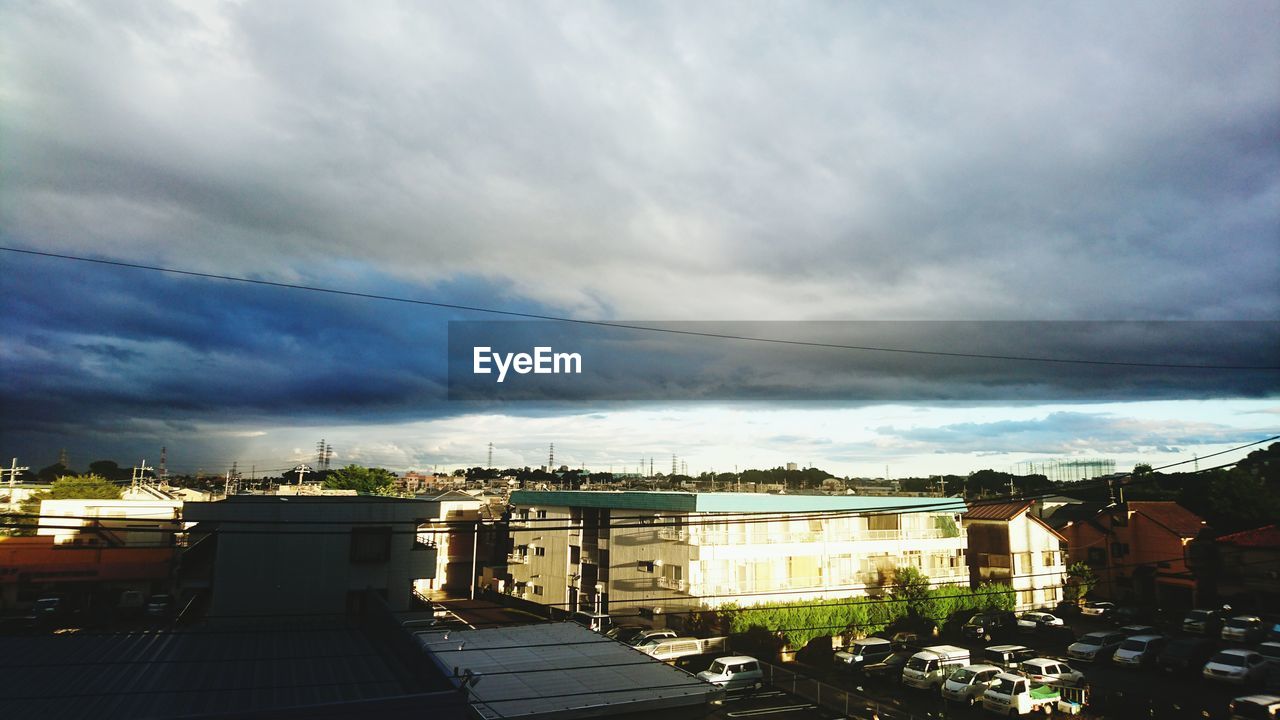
xmin=4 ymin=246 xmax=1276 ymax=370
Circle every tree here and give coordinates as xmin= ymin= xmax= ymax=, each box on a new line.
xmin=1133 ymin=463 xmax=1153 ymax=475
xmin=892 ymin=565 xmax=932 ymax=616
xmin=7 ymin=474 xmax=122 ymax=536
xmin=324 ymin=464 xmax=396 ymax=495
xmin=1064 ymin=562 xmax=1097 ymax=603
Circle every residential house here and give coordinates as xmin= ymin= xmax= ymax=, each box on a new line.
xmin=1055 ymin=501 xmax=1205 ymax=608
xmin=1189 ymin=524 xmax=1280 ymax=613
xmin=963 ymin=500 xmax=1067 ymax=611
xmin=506 ymin=490 xmax=967 ymax=615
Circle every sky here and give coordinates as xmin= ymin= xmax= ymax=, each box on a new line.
xmin=1 ymin=1 xmax=1278 ymax=478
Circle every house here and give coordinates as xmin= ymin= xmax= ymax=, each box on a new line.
xmin=1055 ymin=501 xmax=1205 ymax=608
xmin=1189 ymin=524 xmax=1280 ymax=613
xmin=414 ymin=490 xmax=485 ymax=596
xmin=37 ymin=497 xmax=184 ymax=548
xmin=963 ymin=500 xmax=1067 ymax=611
xmin=181 ymin=496 xmax=439 ymax=616
xmin=0 ymin=534 xmax=175 ymax=612
xmin=506 ymin=490 xmax=968 ymax=615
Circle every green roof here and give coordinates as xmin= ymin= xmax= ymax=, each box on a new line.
xmin=509 ymin=490 xmax=963 ymax=514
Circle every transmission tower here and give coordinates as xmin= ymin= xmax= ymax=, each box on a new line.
xmin=159 ymin=446 xmax=168 ymax=483
xmin=548 ymin=443 xmax=555 ymax=471
xmin=488 ymin=442 xmax=494 ymax=469
xmin=325 ymin=443 xmax=333 ymax=470
xmin=672 ymin=454 xmax=678 ymax=476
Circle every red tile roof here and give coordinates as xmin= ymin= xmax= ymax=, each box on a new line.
xmin=1130 ymin=501 xmax=1205 ymax=538
xmin=1215 ymin=524 xmax=1280 ymax=548
xmin=963 ymin=500 xmax=1034 ymax=522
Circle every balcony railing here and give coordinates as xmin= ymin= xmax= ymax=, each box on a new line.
xmin=658 ymin=527 xmax=687 ymax=542
xmin=507 ymin=553 xmax=529 ymax=565
xmin=656 ymin=576 xmax=686 ymax=591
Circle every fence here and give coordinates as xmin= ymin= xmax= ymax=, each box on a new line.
xmin=757 ymin=661 xmax=931 ymax=720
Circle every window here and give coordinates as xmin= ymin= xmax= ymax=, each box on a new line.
xmin=1042 ymin=550 xmax=1059 ymax=566
xmin=868 ymin=513 xmax=900 ymax=531
xmin=349 ymin=526 xmax=392 ymax=564
xmin=1044 ymin=587 xmax=1058 ymax=602
xmin=533 ymin=546 xmax=546 ymax=557
xmin=1015 ymin=552 xmax=1033 ymax=573
xmin=535 ymin=510 xmax=547 ymax=519
xmin=1020 ymin=590 xmax=1034 ymax=606
xmin=532 ymin=585 xmax=543 ymax=596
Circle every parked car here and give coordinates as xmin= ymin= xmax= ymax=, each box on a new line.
xmin=983 ymin=644 xmax=1036 ymax=670
xmin=1204 ymin=649 xmax=1270 ymax=685
xmin=1157 ymin=636 xmax=1218 ymax=674
xmin=982 ymin=673 xmax=1062 ymax=716
xmin=1110 ymin=605 xmax=1156 ymax=626
xmin=834 ymin=637 xmax=895 ymax=671
xmin=117 ymin=590 xmax=145 ymax=616
xmin=1257 ymin=642 xmax=1280 ymax=667
xmin=901 ymin=645 xmax=970 ymax=691
xmin=1020 ymin=657 xmax=1085 ymax=686
xmin=696 ymin=655 xmax=763 ymax=692
xmin=1113 ymin=634 xmax=1167 ymax=668
xmin=146 ymin=594 xmax=172 ymax=617
xmin=604 ymin=625 xmax=645 ymax=644
xmin=939 ymin=663 xmax=1002 ymax=707
xmin=1269 ymin=621 xmax=1280 ymax=643
xmin=1119 ymin=624 xmax=1160 ymax=638
xmin=33 ymin=596 xmax=65 ymax=618
xmin=1228 ymin=694 xmax=1280 ymax=720
xmin=1016 ymin=611 xmax=1064 ymax=633
xmin=962 ymin=611 xmax=1017 ymax=642
xmin=1067 ymin=630 xmax=1127 ymax=663
xmin=639 ymin=637 xmax=704 ymax=663
xmin=630 ymin=628 xmax=679 ymax=647
xmin=863 ymin=649 xmax=913 ymax=683
xmin=1081 ymin=601 xmax=1116 ymax=617
xmin=1184 ymin=608 xmax=1225 ymax=636
xmin=1224 ymin=615 xmax=1267 ymax=644
xmin=1054 ymin=601 xmax=1082 ymax=618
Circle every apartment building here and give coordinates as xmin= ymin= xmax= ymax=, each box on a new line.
xmin=415 ymin=490 xmax=484 ymax=595
xmin=506 ymin=490 xmax=967 ymax=614
xmin=963 ymin=500 xmax=1067 ymax=611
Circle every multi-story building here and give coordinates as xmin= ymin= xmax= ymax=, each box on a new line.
xmin=1056 ymin=500 xmax=1204 ymax=608
xmin=38 ymin=496 xmax=184 ymax=548
xmin=414 ymin=490 xmax=485 ymax=595
xmin=963 ymin=500 xmax=1067 ymax=611
xmin=506 ymin=490 xmax=967 ymax=614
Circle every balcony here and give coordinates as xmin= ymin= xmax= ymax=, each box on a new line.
xmin=656 ymin=576 xmax=686 ymax=592
xmin=658 ymin=527 xmax=687 ymax=542
xmin=507 ymin=553 xmax=529 ymax=565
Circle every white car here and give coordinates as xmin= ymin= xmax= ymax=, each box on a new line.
xmin=1020 ymin=657 xmax=1085 ymax=686
xmin=939 ymin=663 xmax=1002 ymax=707
xmin=1080 ymin=601 xmax=1116 ymax=617
xmin=1016 ymin=612 xmax=1064 ymax=632
xmin=697 ymin=655 xmax=764 ymax=691
xmin=1113 ymin=635 xmax=1166 ymax=668
xmin=1203 ymin=649 xmax=1269 ymax=685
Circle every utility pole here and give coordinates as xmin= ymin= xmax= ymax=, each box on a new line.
xmin=3 ymin=458 xmax=30 ymax=513
xmin=131 ymin=460 xmax=153 ymax=493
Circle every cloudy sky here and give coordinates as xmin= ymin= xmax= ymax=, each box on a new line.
xmin=2 ymin=1 xmax=1277 ymax=478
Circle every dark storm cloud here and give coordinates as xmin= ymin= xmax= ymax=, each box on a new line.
xmin=1 ymin=1 xmax=1276 ymax=321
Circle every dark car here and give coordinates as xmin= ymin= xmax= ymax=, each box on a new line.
xmin=963 ymin=611 xmax=1017 ymax=642
xmin=862 ymin=649 xmax=913 ymax=684
xmin=1110 ymin=606 xmax=1156 ymax=626
xmin=604 ymin=625 xmax=646 ymax=644
xmin=1156 ymin=636 xmax=1217 ymax=673
xmin=1054 ymin=601 xmax=1082 ymax=618
xmin=1183 ymin=609 xmax=1225 ymax=636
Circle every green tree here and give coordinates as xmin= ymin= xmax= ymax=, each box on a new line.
xmin=892 ymin=566 xmax=931 ymax=616
xmin=1133 ymin=463 xmax=1153 ymax=475
xmin=7 ymin=474 xmax=122 ymax=536
xmin=324 ymin=464 xmax=396 ymax=495
xmin=1064 ymin=562 xmax=1097 ymax=603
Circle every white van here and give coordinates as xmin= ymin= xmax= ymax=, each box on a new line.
xmin=641 ymin=637 xmax=704 ymax=662
xmin=901 ymin=645 xmax=970 ymax=690
xmin=1113 ymin=634 xmax=1166 ymax=668
xmin=697 ymin=655 xmax=764 ymax=691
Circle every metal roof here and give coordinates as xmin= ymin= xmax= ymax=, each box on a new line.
xmin=1 ymin=620 xmax=460 ymax=719
xmin=509 ymin=490 xmax=964 ymax=514
xmin=418 ymin=622 xmax=719 ymax=719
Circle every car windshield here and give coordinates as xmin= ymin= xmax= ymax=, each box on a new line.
xmin=950 ymin=668 xmax=977 ymax=683
xmin=708 ymin=661 xmax=728 ymax=674
xmin=1210 ymin=652 xmax=1246 ymax=667
xmin=1227 ymin=618 xmax=1254 ymax=628
xmin=1076 ymin=634 xmax=1105 ymax=647
xmin=906 ymin=657 xmax=934 ymax=671
xmin=1186 ymin=610 xmax=1211 ymax=620
xmin=1120 ymin=639 xmax=1146 ymax=651
xmin=968 ymin=614 xmax=986 ymax=624
xmin=852 ymin=643 xmax=878 ymax=654
xmin=993 ymin=677 xmax=1022 ymax=695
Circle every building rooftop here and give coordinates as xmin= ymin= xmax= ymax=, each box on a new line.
xmin=963 ymin=500 xmax=1035 ymax=522
xmin=1129 ymin=501 xmax=1205 ymax=538
xmin=509 ymin=489 xmax=965 ymax=514
xmin=417 ymin=622 xmax=718 ymax=719
xmin=1214 ymin=523 xmax=1280 ymax=548
xmin=1 ymin=619 xmax=463 ymax=720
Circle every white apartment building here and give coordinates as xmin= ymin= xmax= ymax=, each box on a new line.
xmin=962 ymin=500 xmax=1067 ymax=611
xmin=39 ymin=497 xmax=185 ymax=547
xmin=414 ymin=490 xmax=485 ymax=595
xmin=507 ymin=491 xmax=968 ymax=614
